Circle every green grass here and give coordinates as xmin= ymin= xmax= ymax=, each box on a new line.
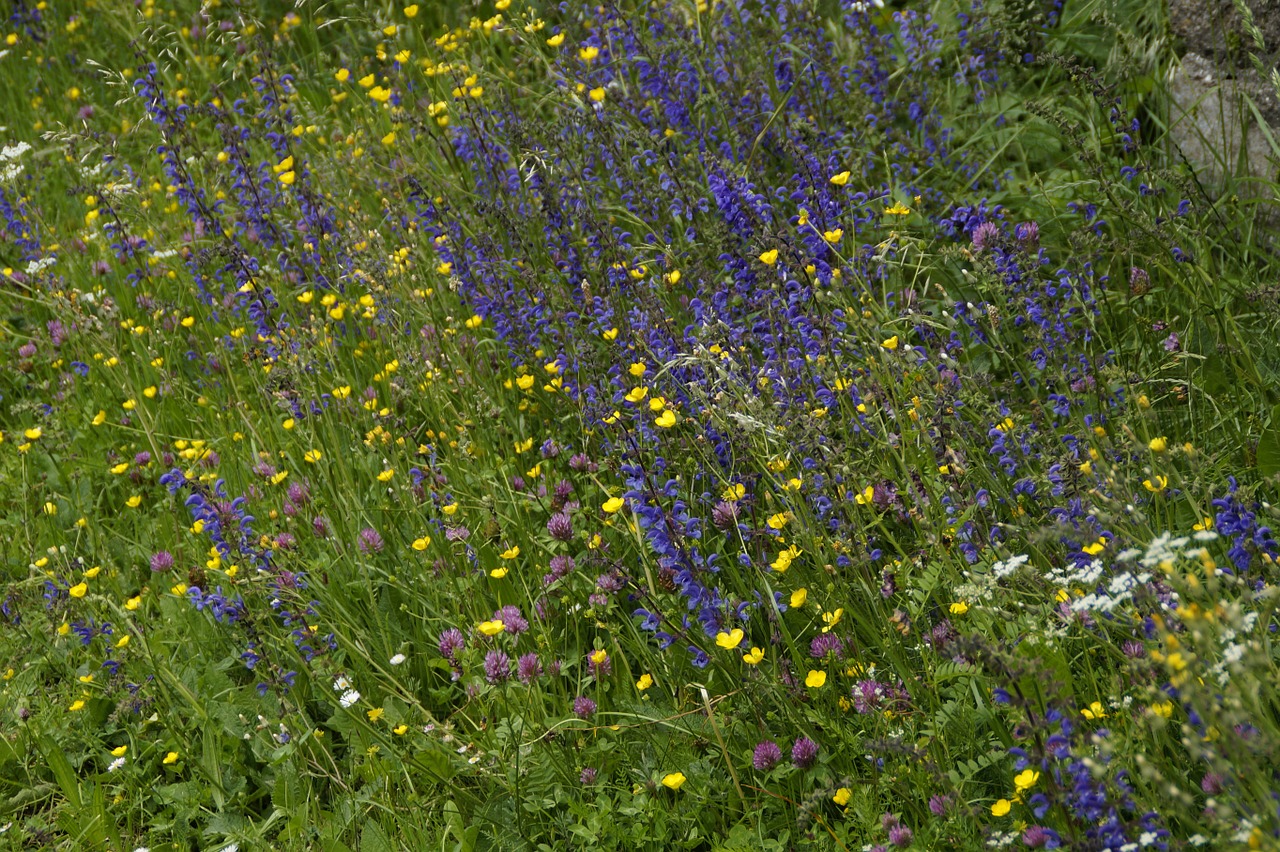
xmin=1 ymin=0 xmax=1279 ymax=848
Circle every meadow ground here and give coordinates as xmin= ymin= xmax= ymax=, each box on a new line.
xmin=2 ymin=0 xmax=1280 ymax=849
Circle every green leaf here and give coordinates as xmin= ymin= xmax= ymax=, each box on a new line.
xmin=1255 ymin=403 xmax=1280 ymax=477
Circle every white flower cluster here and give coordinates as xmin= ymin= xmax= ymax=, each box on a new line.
xmin=1 ymin=140 xmax=31 ymax=181
xmin=1045 ymin=558 xmax=1155 ymax=615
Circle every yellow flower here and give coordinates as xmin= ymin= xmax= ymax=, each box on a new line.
xmin=1150 ymin=701 xmax=1173 ymax=718
xmin=69 ymin=700 xmax=86 ymax=712
xmin=125 ymin=595 xmax=141 ymax=611
xmin=304 ymin=449 xmax=323 ymax=463
xmin=829 ymin=171 xmax=850 ymax=186
xmin=758 ymin=249 xmax=779 ymax=266
xmin=126 ymin=495 xmax=142 ymax=508
xmin=377 ymin=469 xmax=395 ymax=482
xmin=722 ymin=483 xmax=745 ymax=502
xmin=381 ymin=131 xmax=396 ymax=147
xmin=832 ymin=787 xmax=852 ymax=806
xmin=629 ymin=361 xmax=647 ymax=377
xmin=393 ymin=724 xmax=409 ymax=735
xmin=489 ymin=566 xmax=509 ymax=579
xmin=1143 ymin=476 xmax=1168 ymax=492
xmin=991 ymin=799 xmax=1012 ymax=817
xmin=477 ymin=619 xmax=505 ymax=636
xmin=500 ymin=546 xmax=520 ymax=559
xmin=110 ymin=745 xmax=127 ymax=757
xmin=111 ymin=462 xmax=129 ymax=474
xmin=1080 ymin=701 xmax=1107 ymax=720
xmin=578 ymin=46 xmax=599 ymax=62
xmin=43 ymin=502 xmax=58 ymax=516
xmin=790 ymin=588 xmax=808 ymax=608
xmin=411 ymin=537 xmax=431 ymax=551
xmin=404 ymin=4 xmax=419 ymax=17
xmin=367 ymin=707 xmax=385 ymax=722
xmin=854 ymin=485 xmax=875 ymax=505
xmin=602 ymin=496 xmax=626 ymax=514
xmin=743 ymin=647 xmax=765 ymax=665
xmin=770 ymin=545 xmax=800 ymax=572
xmin=881 ymin=335 xmax=899 ymax=350
xmin=278 ymin=170 xmax=296 ymax=186
xmin=92 ymin=410 xmax=107 ymax=426
xmin=1014 ymin=769 xmax=1040 ymax=792
xmin=766 ymin=512 xmax=789 ymax=530
xmin=805 ymin=669 xmax=827 ymax=688
xmin=625 ymin=386 xmax=649 ymax=403
xmin=163 ymin=751 xmax=179 ymax=764
xmin=69 ymin=582 xmax=88 ymax=598
xmin=661 ymin=772 xmax=686 ymax=791
xmin=823 ymin=228 xmax=843 ymax=243
xmin=821 ymin=608 xmax=843 ymax=633
xmin=884 ymin=201 xmax=911 ymax=216
xmin=546 ymin=32 xmax=565 ymax=47
xmin=24 ymin=427 xmax=42 ymax=440
xmin=282 ymin=418 xmax=295 ymax=430
xmin=335 ymin=68 xmax=350 ymax=82
xmin=715 ymin=628 xmax=744 ymax=649
xmin=636 ymin=673 xmax=653 ymax=691
xmin=654 ymin=410 xmax=677 ymax=428
xmin=949 ymin=601 xmax=969 ymax=615
xmin=588 ymin=87 xmax=606 ymax=103
xmin=1148 ymin=436 xmax=1168 ymax=453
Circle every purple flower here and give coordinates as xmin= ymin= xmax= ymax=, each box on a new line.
xmin=887 ymin=825 xmax=913 ymax=847
xmin=438 ymin=628 xmax=465 ymax=661
xmin=312 ymin=516 xmax=330 ymax=538
xmin=484 ymin=650 xmax=510 ymax=684
xmin=572 ymin=696 xmax=597 ymax=718
xmin=493 ymin=605 xmax=529 ymax=635
xmin=547 ymin=512 xmax=573 ymax=541
xmin=712 ymin=500 xmax=739 ymax=530
xmin=543 ymin=554 xmax=574 ymax=585
xmin=1022 ymin=826 xmax=1051 ymax=848
xmin=791 ymin=736 xmax=819 ymax=769
xmin=580 ymin=766 xmax=598 ymax=785
xmin=516 ymin=652 xmax=543 ymax=684
xmin=809 ymin=633 xmax=844 ymax=659
xmin=357 ymin=527 xmax=384 ymax=554
xmin=149 ymin=551 xmax=175 ymax=572
xmin=753 ymin=740 xmax=782 ymax=771
xmin=971 ymin=221 xmax=1000 ymax=252
xmin=928 ymin=794 xmax=949 ymax=816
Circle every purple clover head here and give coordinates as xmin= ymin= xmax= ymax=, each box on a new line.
xmin=484 ymin=650 xmax=510 ymax=684
xmin=516 ymin=652 xmax=543 ymax=684
xmin=572 ymin=696 xmax=597 ymax=718
xmin=752 ymin=740 xmax=783 ymax=771
xmin=791 ymin=736 xmax=819 ymax=769
xmin=547 ymin=512 xmax=573 ymax=541
xmin=971 ymin=221 xmax=1000 ymax=252
xmin=149 ymin=551 xmax=175 ymax=572
xmin=438 ymin=628 xmax=465 ymax=661
xmin=357 ymin=527 xmax=384 ymax=554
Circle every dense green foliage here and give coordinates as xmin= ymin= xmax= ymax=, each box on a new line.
xmin=1 ymin=0 xmax=1279 ymax=849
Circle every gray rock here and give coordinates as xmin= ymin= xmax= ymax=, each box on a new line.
xmin=1167 ymin=52 xmax=1280 ymax=196
xmin=1169 ymin=0 xmax=1280 ymax=64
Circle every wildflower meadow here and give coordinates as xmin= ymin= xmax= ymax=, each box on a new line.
xmin=2 ymin=0 xmax=1280 ymax=848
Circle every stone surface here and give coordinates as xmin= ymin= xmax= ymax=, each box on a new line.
xmin=1166 ymin=0 xmax=1280 ymax=199
xmin=1168 ymin=52 xmax=1280 ymax=193
xmin=1168 ymin=0 xmax=1280 ymax=64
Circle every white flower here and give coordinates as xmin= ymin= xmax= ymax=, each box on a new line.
xmin=107 ymin=756 xmax=126 ymax=772
xmin=333 ymin=675 xmax=351 ymax=691
xmin=389 ymin=653 xmax=406 ymax=665
xmin=339 ymin=689 xmax=361 ymax=708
